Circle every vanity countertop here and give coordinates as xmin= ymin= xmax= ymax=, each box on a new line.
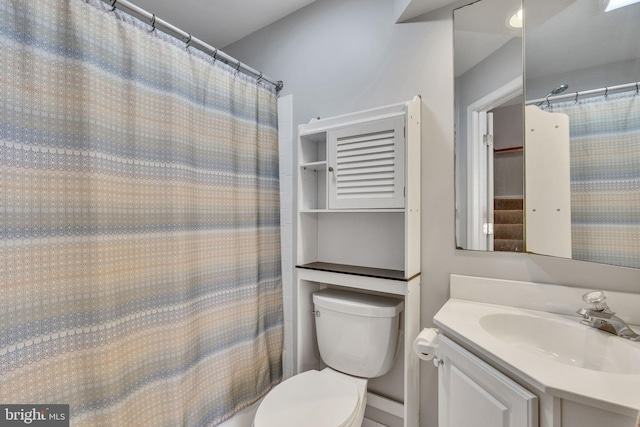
xmin=434 ymin=298 xmax=640 ymax=416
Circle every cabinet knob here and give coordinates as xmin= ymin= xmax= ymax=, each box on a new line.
xmin=328 ymin=166 xmax=334 ymax=172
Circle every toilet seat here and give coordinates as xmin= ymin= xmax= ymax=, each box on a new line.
xmin=253 ymin=369 xmax=364 ymax=427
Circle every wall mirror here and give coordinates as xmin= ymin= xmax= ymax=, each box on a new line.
xmin=455 ymin=0 xmax=640 ymax=269
xmin=454 ymin=0 xmax=524 ymax=252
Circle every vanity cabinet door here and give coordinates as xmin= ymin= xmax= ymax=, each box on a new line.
xmin=438 ymin=336 xmax=538 ymax=427
xmin=327 ymin=116 xmax=405 ymax=210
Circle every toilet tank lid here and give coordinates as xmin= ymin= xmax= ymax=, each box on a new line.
xmin=313 ymin=289 xmax=404 ymax=318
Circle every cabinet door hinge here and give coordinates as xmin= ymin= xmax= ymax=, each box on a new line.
xmin=483 ymin=134 xmax=493 ymax=146
xmin=483 ymin=223 xmax=494 ymax=235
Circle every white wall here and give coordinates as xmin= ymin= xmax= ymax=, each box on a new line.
xmin=226 ymin=1 xmax=640 ymax=425
xmin=277 ymin=95 xmax=295 ymax=380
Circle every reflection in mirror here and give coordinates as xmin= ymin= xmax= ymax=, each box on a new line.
xmin=524 ymin=0 xmax=640 ymax=268
xmin=454 ymin=0 xmax=524 ymax=252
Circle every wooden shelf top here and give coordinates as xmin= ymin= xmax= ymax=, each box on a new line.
xmin=297 ymin=262 xmax=418 ymax=281
xmin=299 ymin=209 xmax=405 ymax=213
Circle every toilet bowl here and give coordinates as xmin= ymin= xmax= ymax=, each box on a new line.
xmin=253 ymin=368 xmax=367 ymax=427
xmin=253 ymin=289 xmax=404 ymax=427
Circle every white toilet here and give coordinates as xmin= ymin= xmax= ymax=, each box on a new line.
xmin=253 ymin=288 xmax=404 ymax=427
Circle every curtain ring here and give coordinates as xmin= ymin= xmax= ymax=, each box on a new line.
xmin=257 ymin=72 xmax=263 ymax=83
xmin=149 ymin=14 xmax=156 ymax=33
xmin=110 ymin=0 xmax=117 ymax=12
xmin=635 ymin=82 xmax=639 ymax=96
xmin=211 ymin=48 xmax=218 ymax=61
xmin=604 ymin=87 xmax=609 ymax=99
xmin=185 ymin=33 xmax=192 ymax=48
xmin=574 ymin=92 xmax=579 ymax=104
xmin=236 ymin=62 xmax=242 ymax=73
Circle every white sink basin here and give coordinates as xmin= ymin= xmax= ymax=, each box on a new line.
xmin=479 ymin=313 xmax=640 ymax=374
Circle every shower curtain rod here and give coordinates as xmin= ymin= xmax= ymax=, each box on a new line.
xmin=99 ymin=0 xmax=284 ymax=93
xmin=526 ymin=81 xmax=640 ymax=106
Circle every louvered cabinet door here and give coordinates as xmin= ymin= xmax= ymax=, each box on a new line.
xmin=327 ymin=116 xmax=405 ymax=209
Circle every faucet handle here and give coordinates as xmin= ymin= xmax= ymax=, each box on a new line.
xmin=582 ymin=290 xmax=609 ymax=311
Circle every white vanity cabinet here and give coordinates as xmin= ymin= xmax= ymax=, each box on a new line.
xmin=437 ymin=331 xmax=638 ymax=427
xmin=435 ymin=275 xmax=640 ymax=427
xmin=438 ymin=335 xmax=538 ymax=427
xmin=295 ymin=97 xmax=422 ymax=427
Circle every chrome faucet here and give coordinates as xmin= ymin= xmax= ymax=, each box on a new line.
xmin=577 ymin=291 xmax=640 ymax=341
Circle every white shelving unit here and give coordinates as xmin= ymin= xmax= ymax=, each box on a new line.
xmin=295 ymin=97 xmax=422 ymax=427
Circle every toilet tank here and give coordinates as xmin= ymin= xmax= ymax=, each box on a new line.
xmin=312 ymin=289 xmax=404 ymax=378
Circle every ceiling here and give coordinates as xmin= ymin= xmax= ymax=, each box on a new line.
xmin=129 ymin=0 xmax=318 ymax=48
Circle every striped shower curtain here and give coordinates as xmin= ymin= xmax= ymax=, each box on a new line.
xmin=0 ymin=0 xmax=283 ymax=425
xmin=541 ymin=90 xmax=640 ymax=268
